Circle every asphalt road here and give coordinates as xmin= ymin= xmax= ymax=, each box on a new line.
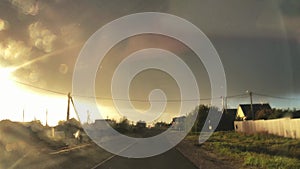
xmin=7 ymin=144 xmax=112 ymax=169
xmin=6 ymin=144 xmax=198 ymax=169
xmin=94 ymin=148 xmax=198 ymax=169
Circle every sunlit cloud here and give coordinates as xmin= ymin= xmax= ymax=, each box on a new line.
xmin=0 ymin=38 xmax=32 ymax=66
xmin=0 ymin=19 xmax=10 ymax=31
xmin=0 ymin=38 xmax=44 ymax=87
xmin=28 ymin=22 xmax=57 ymax=53
xmin=9 ymin=0 xmax=39 ymax=16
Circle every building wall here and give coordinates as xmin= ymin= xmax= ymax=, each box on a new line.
xmin=236 ymin=106 xmax=245 ymax=119
xmin=234 ymin=118 xmax=300 ymax=139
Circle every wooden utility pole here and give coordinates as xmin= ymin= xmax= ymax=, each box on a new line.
xmin=247 ymin=91 xmax=254 ymax=120
xmin=67 ymin=92 xmax=71 ymax=121
xmin=221 ymin=96 xmax=228 ymax=113
xmin=22 ymin=109 xmax=25 ymax=122
xmin=225 ymin=97 xmax=228 ymax=110
xmin=221 ymin=96 xmax=224 ymax=111
xmin=87 ymin=110 xmax=91 ymax=124
xmin=46 ymin=109 xmax=48 ymax=127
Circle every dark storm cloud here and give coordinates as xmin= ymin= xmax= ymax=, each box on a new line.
xmin=0 ymin=0 xmax=299 ymax=110
xmin=280 ymin=0 xmax=300 ymax=17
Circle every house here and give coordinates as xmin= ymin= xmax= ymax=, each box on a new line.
xmin=154 ymin=122 xmax=170 ymax=129
xmin=136 ymin=121 xmax=146 ymax=128
xmin=216 ymin=109 xmax=237 ymax=131
xmin=236 ymin=103 xmax=272 ymax=120
xmin=171 ymin=116 xmax=186 ymax=131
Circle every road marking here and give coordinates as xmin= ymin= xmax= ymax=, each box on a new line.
xmin=8 ymin=150 xmax=32 ymax=169
xmin=49 ymin=144 xmax=91 ymax=155
xmin=90 ymin=154 xmax=117 ymax=169
xmin=90 ymin=141 xmax=137 ymax=169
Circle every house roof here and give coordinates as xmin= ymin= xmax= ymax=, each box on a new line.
xmin=222 ymin=109 xmax=237 ymax=121
xmin=239 ymin=103 xmax=271 ymax=119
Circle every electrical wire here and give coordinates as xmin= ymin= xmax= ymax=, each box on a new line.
xmin=13 ymin=80 xmax=67 ymax=95
xmin=253 ymin=92 xmax=300 ymax=101
xmin=11 ymin=79 xmax=300 ymax=102
xmin=226 ymin=93 xmax=248 ymax=98
xmin=71 ymin=94 xmax=221 ymax=102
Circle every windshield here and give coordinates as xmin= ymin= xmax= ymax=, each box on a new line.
xmin=0 ymin=1 xmax=299 ymax=169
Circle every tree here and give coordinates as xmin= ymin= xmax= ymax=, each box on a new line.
xmin=115 ymin=117 xmax=130 ymax=133
xmin=256 ymin=109 xmax=273 ymax=120
xmin=56 ymin=118 xmax=82 ymax=138
xmin=186 ymin=105 xmax=212 ymax=133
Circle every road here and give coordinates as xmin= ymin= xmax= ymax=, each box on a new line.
xmin=6 ymin=144 xmax=198 ymax=169
xmin=94 ymin=148 xmax=198 ymax=169
xmin=7 ymin=144 xmax=111 ymax=169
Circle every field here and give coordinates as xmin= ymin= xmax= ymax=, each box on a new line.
xmin=178 ymin=131 xmax=300 ymax=169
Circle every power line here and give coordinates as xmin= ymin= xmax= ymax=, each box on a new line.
xmin=13 ymin=80 xmax=66 ymax=95
xmin=71 ymin=94 xmax=252 ymax=102
xmin=13 ymin=80 xmax=220 ymax=102
xmin=226 ymin=93 xmax=248 ymax=98
xmin=12 ymin=80 xmax=221 ymax=102
xmin=71 ymin=94 xmax=225 ymax=102
xmin=11 ymin=80 xmax=221 ymax=102
xmin=11 ymin=79 xmax=300 ymax=102
xmin=253 ymin=92 xmax=300 ymax=101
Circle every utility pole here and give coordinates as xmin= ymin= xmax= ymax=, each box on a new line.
xmin=247 ymin=91 xmax=254 ymax=120
xmin=87 ymin=110 xmax=90 ymax=124
xmin=46 ymin=109 xmax=48 ymax=127
xmin=22 ymin=109 xmax=25 ymax=122
xmin=67 ymin=92 xmax=71 ymax=121
xmin=221 ymin=96 xmax=224 ymax=111
xmin=221 ymin=96 xmax=228 ymax=113
xmin=225 ymin=97 xmax=228 ymax=110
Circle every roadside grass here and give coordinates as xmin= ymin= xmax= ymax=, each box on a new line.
xmin=187 ymin=131 xmax=300 ymax=169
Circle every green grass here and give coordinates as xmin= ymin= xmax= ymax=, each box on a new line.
xmin=243 ymin=153 xmax=300 ymax=169
xmin=188 ymin=131 xmax=300 ymax=169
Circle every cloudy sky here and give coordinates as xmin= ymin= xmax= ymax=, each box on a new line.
xmin=0 ymin=0 xmax=299 ymax=125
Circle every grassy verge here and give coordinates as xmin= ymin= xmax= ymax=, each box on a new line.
xmin=186 ymin=131 xmax=300 ymax=169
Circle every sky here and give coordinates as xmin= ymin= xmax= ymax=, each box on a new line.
xmin=0 ymin=0 xmax=300 ymax=126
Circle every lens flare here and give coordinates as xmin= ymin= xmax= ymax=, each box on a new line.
xmin=12 ymin=43 xmax=82 ymax=72
xmin=28 ymin=22 xmax=57 ymax=53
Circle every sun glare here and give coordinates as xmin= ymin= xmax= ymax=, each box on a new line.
xmin=0 ymin=67 xmax=15 ymax=91
xmin=0 ymin=68 xmax=13 ymax=79
xmin=0 ymin=67 xmax=77 ymax=126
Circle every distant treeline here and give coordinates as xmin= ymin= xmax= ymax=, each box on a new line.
xmin=252 ymin=108 xmax=300 ymax=120
xmin=56 ymin=105 xmax=300 ymax=136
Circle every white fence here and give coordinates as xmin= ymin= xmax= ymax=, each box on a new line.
xmin=234 ymin=118 xmax=300 ymax=139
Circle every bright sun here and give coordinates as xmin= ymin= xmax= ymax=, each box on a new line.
xmin=0 ymin=67 xmax=16 ymax=91
xmin=0 ymin=68 xmax=12 ymax=79
xmin=0 ymin=67 xmax=77 ymax=126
